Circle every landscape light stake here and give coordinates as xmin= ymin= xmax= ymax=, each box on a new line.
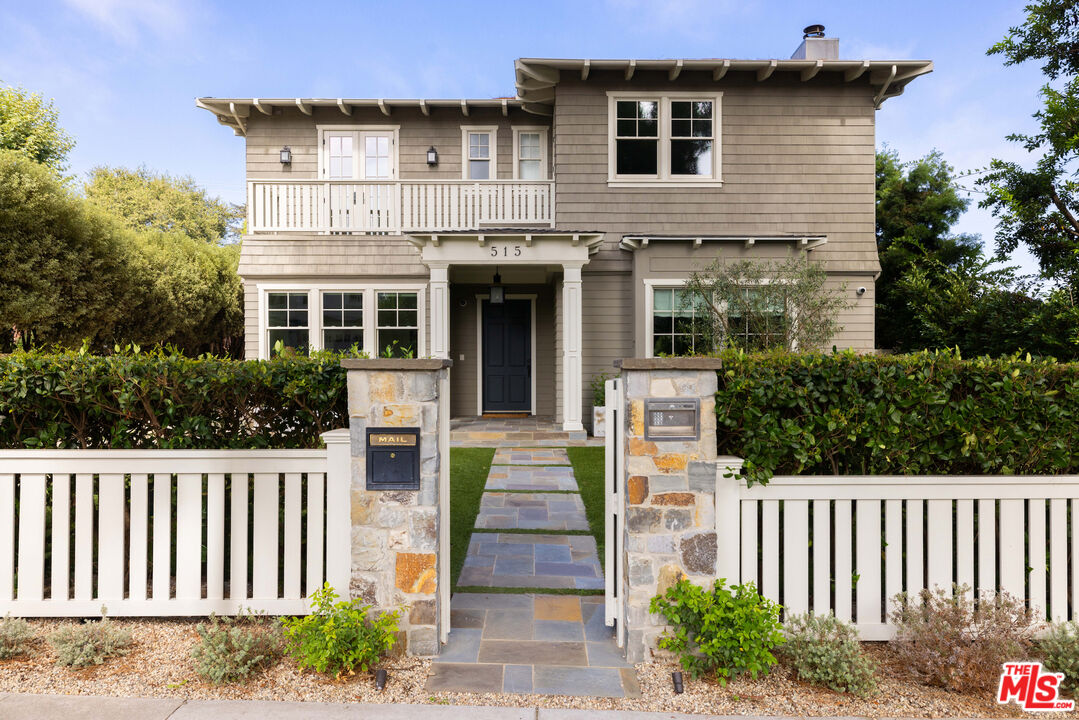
xmin=375 ymin=668 xmax=387 ymax=690
xmin=672 ymin=670 xmax=684 ymax=694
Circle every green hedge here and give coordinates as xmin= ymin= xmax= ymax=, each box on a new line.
xmin=716 ymin=350 xmax=1079 ymax=484
xmin=0 ymin=349 xmax=347 ymax=449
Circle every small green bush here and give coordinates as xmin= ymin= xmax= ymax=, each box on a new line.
xmin=281 ymin=585 xmax=399 ymax=678
xmin=650 ymin=578 xmax=784 ymax=683
xmin=780 ymin=612 xmax=877 ymax=696
xmin=192 ymin=613 xmax=283 ymax=684
xmin=49 ymin=618 xmax=132 ymax=668
xmin=0 ymin=615 xmax=35 ymax=659
xmin=591 ymin=371 xmax=615 ymax=407
xmin=1040 ymin=622 xmax=1079 ymax=696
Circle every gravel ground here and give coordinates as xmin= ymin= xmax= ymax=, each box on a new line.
xmin=0 ymin=619 xmax=1072 ymax=718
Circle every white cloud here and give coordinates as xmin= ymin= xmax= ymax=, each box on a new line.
xmin=62 ymin=0 xmax=189 ymax=45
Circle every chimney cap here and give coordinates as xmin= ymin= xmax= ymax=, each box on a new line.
xmin=803 ymin=24 xmax=826 ymax=38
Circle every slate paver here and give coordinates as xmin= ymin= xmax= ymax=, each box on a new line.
xmin=463 ymin=534 xmax=602 ymax=589
xmin=492 ymin=447 xmax=571 ymax=466
xmin=485 ymin=465 xmax=579 ymax=491
xmin=426 ymin=662 xmax=504 ymax=693
xmin=476 ymin=493 xmax=589 ymax=531
xmin=532 ymin=666 xmax=626 ymax=698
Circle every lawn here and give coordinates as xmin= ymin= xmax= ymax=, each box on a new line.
xmin=448 ymin=447 xmax=495 ymax=589
xmin=567 ymin=446 xmax=605 ymax=561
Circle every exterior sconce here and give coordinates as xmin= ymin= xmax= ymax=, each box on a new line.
xmin=426 ymin=146 xmax=438 ymax=166
xmin=490 ymin=269 xmax=504 ymax=304
xmin=279 ymin=146 xmax=292 ymax=164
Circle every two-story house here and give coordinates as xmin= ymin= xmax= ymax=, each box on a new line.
xmin=197 ymin=28 xmax=931 ymax=435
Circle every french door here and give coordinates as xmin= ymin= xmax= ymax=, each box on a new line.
xmin=322 ymin=130 xmax=395 ymax=231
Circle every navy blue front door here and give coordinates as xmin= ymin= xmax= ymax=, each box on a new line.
xmin=482 ymin=299 xmax=531 ymax=412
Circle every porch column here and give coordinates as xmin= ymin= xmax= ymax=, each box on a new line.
xmin=562 ymin=263 xmax=584 ymax=432
xmin=429 ymin=264 xmax=450 ymax=359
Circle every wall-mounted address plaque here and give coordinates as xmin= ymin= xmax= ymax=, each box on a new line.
xmin=643 ymin=399 xmax=699 ymax=441
xmin=366 ymin=427 xmax=421 ymax=490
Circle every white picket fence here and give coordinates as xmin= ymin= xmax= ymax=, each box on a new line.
xmin=0 ymin=430 xmax=351 ymax=617
xmin=716 ymin=470 xmax=1079 ymax=639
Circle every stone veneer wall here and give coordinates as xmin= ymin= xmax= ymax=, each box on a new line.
xmin=617 ymin=358 xmax=742 ymax=662
xmin=341 ymin=358 xmax=451 ymax=657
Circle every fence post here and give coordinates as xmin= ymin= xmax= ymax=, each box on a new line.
xmin=714 ymin=459 xmax=745 ymax=584
xmin=321 ymin=429 xmax=352 ymax=598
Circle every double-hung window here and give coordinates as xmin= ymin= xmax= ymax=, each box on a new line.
xmin=376 ymin=291 xmax=419 ymax=357
xmin=462 ymin=127 xmax=497 ymax=180
xmin=647 ymin=284 xmax=790 ymax=357
xmin=321 ymin=292 xmax=364 ymax=352
xmin=651 ymin=288 xmax=711 ymax=357
xmin=513 ymin=127 xmax=548 ymax=180
xmin=608 ymin=93 xmax=722 ymax=185
xmin=267 ymin=292 xmax=310 ymax=355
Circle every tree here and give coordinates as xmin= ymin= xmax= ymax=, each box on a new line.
xmin=875 ymin=148 xmax=982 ymax=351
xmin=84 ymin=166 xmax=244 ymax=245
xmin=979 ymin=1 xmax=1079 ymax=295
xmin=0 ymin=84 xmax=75 ymax=172
xmin=684 ymin=254 xmax=849 ymax=353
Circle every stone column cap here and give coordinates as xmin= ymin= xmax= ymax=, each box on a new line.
xmin=615 ymin=357 xmax=723 ymax=370
xmin=341 ymin=358 xmax=453 ymax=370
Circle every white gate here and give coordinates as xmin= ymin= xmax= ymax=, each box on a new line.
xmin=603 ymin=377 xmax=625 ymax=646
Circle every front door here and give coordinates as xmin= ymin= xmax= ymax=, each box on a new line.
xmin=482 ymin=299 xmax=531 ymax=413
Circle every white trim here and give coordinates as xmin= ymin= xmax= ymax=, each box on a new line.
xmin=606 ymin=91 xmax=723 ymax=187
xmin=511 ymin=126 xmax=548 ymax=180
xmin=256 ymin=282 xmax=427 ymax=360
xmin=316 ymin=125 xmax=400 ymax=180
xmin=461 ymin=125 xmax=498 ymax=180
xmin=475 ymin=293 xmax=537 ymax=415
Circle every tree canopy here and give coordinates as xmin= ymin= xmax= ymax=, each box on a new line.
xmin=0 ymin=84 xmax=74 ymax=172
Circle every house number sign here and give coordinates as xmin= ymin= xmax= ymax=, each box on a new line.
xmin=644 ymin=399 xmax=700 ymax=441
xmin=489 ymin=245 xmax=524 ymax=257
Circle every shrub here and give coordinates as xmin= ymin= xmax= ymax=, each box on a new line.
xmin=716 ymin=349 xmax=1079 ymax=484
xmin=780 ymin=612 xmax=877 ymax=697
xmin=591 ymin=371 xmax=614 ymax=407
xmin=281 ymin=585 xmax=399 ymax=678
xmin=0 ymin=615 xmax=35 ymax=659
xmin=1040 ymin=622 xmax=1079 ymax=696
xmin=192 ymin=613 xmax=283 ymax=684
xmin=0 ymin=347 xmax=349 ymax=449
xmin=889 ymin=584 xmax=1038 ymax=692
xmin=649 ymin=578 xmax=784 ymax=683
xmin=49 ymin=617 xmax=132 ymax=668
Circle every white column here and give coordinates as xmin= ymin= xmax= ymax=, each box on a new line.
xmin=561 ymin=263 xmax=584 ymax=432
xmin=429 ymin=264 xmax=450 ymax=359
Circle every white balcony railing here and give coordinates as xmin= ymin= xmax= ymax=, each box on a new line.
xmin=246 ymin=179 xmax=555 ymax=234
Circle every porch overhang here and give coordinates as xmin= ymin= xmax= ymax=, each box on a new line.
xmin=407 ymin=230 xmax=605 ymax=266
xmin=618 ymin=234 xmax=828 ymax=251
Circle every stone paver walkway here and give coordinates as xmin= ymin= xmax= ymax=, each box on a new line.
xmin=475 ymin=493 xmax=589 ymax=531
xmin=430 ymin=445 xmax=631 ymax=697
xmin=485 ymin=465 xmax=578 ymax=491
xmin=492 ymin=447 xmax=571 ymax=465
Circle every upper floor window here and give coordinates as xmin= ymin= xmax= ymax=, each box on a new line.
xmin=462 ymin=126 xmax=497 ymax=180
xmin=318 ymin=126 xmax=398 ymax=180
xmin=513 ymin=127 xmax=548 ymax=180
xmin=607 ymin=93 xmax=722 ymax=186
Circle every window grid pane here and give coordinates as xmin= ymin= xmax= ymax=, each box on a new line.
xmin=652 ymin=288 xmax=709 ymax=357
xmin=268 ymin=292 xmax=309 ymax=355
xmin=322 ymin=292 xmax=363 ymax=351
xmin=376 ymin=291 xmax=419 ymax=357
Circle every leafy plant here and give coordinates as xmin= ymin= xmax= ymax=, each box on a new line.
xmin=380 ymin=340 xmax=414 ymax=359
xmin=0 ymin=615 xmax=35 ymax=659
xmin=780 ymin=612 xmax=877 ymax=696
xmin=591 ymin=371 xmax=614 ymax=407
xmin=191 ymin=612 xmax=283 ymax=684
xmin=281 ymin=585 xmax=399 ymax=677
xmin=49 ymin=617 xmax=132 ymax=668
xmin=650 ymin=578 xmax=784 ymax=683
xmin=889 ymin=584 xmax=1038 ymax=692
xmin=1040 ymin=621 xmax=1079 ymax=696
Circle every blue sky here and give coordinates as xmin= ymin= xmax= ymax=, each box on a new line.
xmin=0 ymin=0 xmax=1047 ymax=272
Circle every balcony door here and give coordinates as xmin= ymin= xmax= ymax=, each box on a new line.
xmin=321 ymin=129 xmax=396 ymax=230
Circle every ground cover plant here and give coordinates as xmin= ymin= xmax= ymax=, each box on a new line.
xmin=1040 ymin=621 xmax=1079 ymax=696
xmin=49 ymin=617 xmax=132 ymax=668
xmin=780 ymin=612 xmax=877 ymax=697
xmin=191 ymin=613 xmax=283 ymax=685
xmin=0 ymin=615 xmax=34 ymax=659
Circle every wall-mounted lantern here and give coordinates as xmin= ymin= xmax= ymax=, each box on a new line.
xmin=426 ymin=146 xmax=438 ymax=166
xmin=279 ymin=146 xmax=292 ymax=164
xmin=490 ymin=269 xmax=504 ymax=304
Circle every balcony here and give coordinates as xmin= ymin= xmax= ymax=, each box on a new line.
xmin=246 ymin=179 xmax=555 ymax=234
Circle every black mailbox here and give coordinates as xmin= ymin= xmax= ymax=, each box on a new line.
xmin=366 ymin=427 xmax=421 ymax=491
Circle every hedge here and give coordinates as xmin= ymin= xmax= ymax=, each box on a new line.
xmin=0 ymin=348 xmax=347 ymax=449
xmin=716 ymin=350 xmax=1079 ymax=484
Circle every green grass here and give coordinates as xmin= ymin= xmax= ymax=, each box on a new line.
xmin=567 ymin=446 xmax=606 ymax=560
xmin=449 ymin=447 xmax=495 ymax=589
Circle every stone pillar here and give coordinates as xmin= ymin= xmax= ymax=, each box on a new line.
xmin=617 ymin=357 xmax=742 ymax=662
xmin=341 ymin=358 xmax=451 ymax=656
xmin=429 ymin=264 xmax=450 ymax=360
xmin=562 ymin=263 xmax=584 ymax=433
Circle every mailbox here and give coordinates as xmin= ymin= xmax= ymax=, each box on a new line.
xmin=366 ymin=427 xmax=421 ymax=490
xmin=644 ymin=399 xmax=700 ymax=441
